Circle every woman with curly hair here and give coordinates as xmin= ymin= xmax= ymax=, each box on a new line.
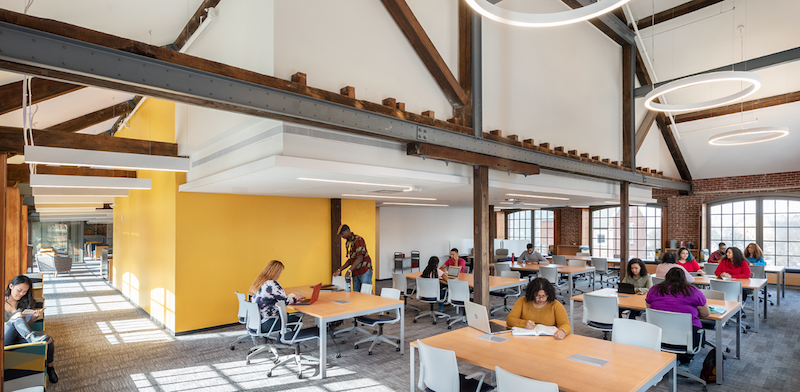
xmin=506 ymin=277 xmax=570 ymax=340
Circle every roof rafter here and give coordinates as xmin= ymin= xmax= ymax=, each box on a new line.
xmin=48 ymin=100 xmax=136 ymax=133
xmin=560 ymin=0 xmax=635 ymax=46
xmin=674 ymin=90 xmax=800 ymax=123
xmin=0 ymin=77 xmax=84 ymax=116
xmin=631 ymin=0 xmax=725 ymax=31
xmin=0 ymin=127 xmax=179 ymax=157
xmin=8 ymin=164 xmax=136 ymax=184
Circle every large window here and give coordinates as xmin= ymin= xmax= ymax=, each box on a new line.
xmin=507 ymin=210 xmax=531 ymax=241
xmin=533 ymin=210 xmax=555 ymax=254
xmin=591 ymin=207 xmax=661 ymax=260
xmin=708 ymin=197 xmax=800 ymax=267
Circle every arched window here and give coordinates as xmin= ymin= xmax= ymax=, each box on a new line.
xmin=591 ymin=206 xmax=661 ymax=260
xmin=506 ymin=210 xmax=530 ymax=241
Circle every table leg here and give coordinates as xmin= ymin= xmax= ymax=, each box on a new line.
xmin=671 ymin=360 xmax=677 ymax=392
xmin=409 ymin=344 xmax=416 ymax=392
xmin=568 ymin=273 xmax=574 ymax=299
xmin=320 ymin=317 xmax=328 ymax=379
xmin=736 ymin=308 xmax=741 ymax=360
xmin=754 ymin=287 xmax=760 ymax=333
xmin=763 ymin=285 xmax=768 ymax=320
xmin=569 ymin=299 xmax=574 ymax=327
xmin=400 ymin=305 xmax=405 ymax=354
xmin=782 ymin=270 xmax=786 ymax=300
xmin=716 ymin=318 xmax=724 ymax=384
xmin=593 ymin=271 xmax=596 ymax=290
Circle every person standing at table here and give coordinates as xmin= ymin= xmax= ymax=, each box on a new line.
xmin=519 ymin=243 xmax=547 ymax=264
xmin=677 ymin=247 xmax=702 ymax=272
xmin=744 ymin=243 xmax=766 ymax=266
xmin=440 ymin=248 xmax=467 ymax=273
xmin=708 ymin=242 xmax=727 ymax=263
xmin=333 ymin=224 xmax=373 ymax=293
xmin=506 ymin=278 xmax=570 ymax=340
xmin=655 ymin=252 xmax=695 ymax=283
xmin=716 ymin=247 xmax=752 ymax=279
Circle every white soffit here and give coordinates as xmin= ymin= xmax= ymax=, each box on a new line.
xmin=25 ymin=146 xmax=190 ymax=172
xmin=30 ymin=174 xmax=152 ymax=190
xmin=32 ymin=188 xmax=129 ymax=197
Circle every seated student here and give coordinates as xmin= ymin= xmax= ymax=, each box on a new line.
xmin=621 ymin=258 xmax=653 ymax=294
xmin=248 ymin=260 xmax=303 ymax=332
xmin=5 ymin=275 xmax=58 ymax=383
xmin=506 ymin=278 xmax=570 ymax=340
xmin=646 ymin=268 xmax=710 ymax=364
xmin=716 ymin=247 xmax=752 ymax=279
xmin=422 ymin=256 xmax=444 ymax=279
xmin=519 ymin=243 xmax=547 ymax=264
xmin=676 ymin=247 xmax=702 ymax=272
xmin=707 ymin=242 xmax=727 ymax=263
xmin=440 ymin=248 xmax=467 ymax=273
xmin=744 ymin=243 xmax=766 ymax=266
xmin=655 ymin=252 xmax=695 ymax=283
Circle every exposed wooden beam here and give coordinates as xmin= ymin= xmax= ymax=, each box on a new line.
xmin=173 ymin=0 xmax=222 ymax=50
xmin=622 ymin=43 xmax=635 ymax=170
xmin=619 ymin=181 xmax=630 ymax=278
xmin=454 ymin=0 xmax=473 ymax=127
xmin=674 ymin=90 xmax=800 ymax=123
xmin=656 ymin=114 xmax=692 ymax=181
xmin=407 ymin=142 xmax=540 ymax=176
xmin=631 ymin=0 xmax=725 ymax=31
xmin=0 ymin=77 xmax=84 ymax=116
xmin=47 ymin=100 xmax=136 ymax=133
xmin=331 ymin=199 xmax=342 ymax=274
xmin=634 ymin=109 xmax=658 ymax=154
xmin=0 ymin=127 xmax=179 ymax=157
xmin=7 ymin=164 xmax=136 ymax=184
xmin=473 ymin=165 xmax=490 ymax=306
xmin=381 ymin=0 xmax=467 ymax=108
xmin=561 ymin=0 xmax=635 ymax=46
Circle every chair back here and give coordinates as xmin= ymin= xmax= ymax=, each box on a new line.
xmin=568 ymin=259 xmax=586 ymax=267
xmin=276 ymin=302 xmax=291 ymax=342
xmin=699 ymin=289 xmax=725 ymax=301
xmin=645 ymin=308 xmax=696 ymax=352
xmin=703 ymin=263 xmax=718 ymax=276
xmin=709 ymin=279 xmax=742 ymax=302
xmin=380 ymin=287 xmax=401 ymax=300
xmin=235 ymin=292 xmax=248 ymax=324
xmin=652 ymin=276 xmax=664 ymax=285
xmin=750 ymin=264 xmax=766 ymax=279
xmin=591 ymin=258 xmax=608 ymax=272
xmin=332 ymin=276 xmax=347 ymax=290
xmin=447 ymin=280 xmax=470 ymax=303
xmin=540 ymin=265 xmax=559 ymax=284
xmin=500 ymin=271 xmax=520 ymax=279
xmin=416 ymin=278 xmax=442 ymax=301
xmin=612 ymin=319 xmax=661 ymax=351
xmin=495 ymin=248 xmax=509 ymax=257
xmin=495 ymin=366 xmax=559 ymax=392
xmin=552 ymin=255 xmax=567 ymax=265
xmin=411 ymin=251 xmax=420 ymax=269
xmin=243 ymin=300 xmax=270 ymax=336
xmin=360 ymin=283 xmax=373 ymax=294
xmin=417 ymin=340 xmax=460 ymax=392
xmin=494 ymin=262 xmax=511 ymax=276
xmin=583 ymin=293 xmax=618 ymax=325
xmin=392 ymin=273 xmax=408 ymax=293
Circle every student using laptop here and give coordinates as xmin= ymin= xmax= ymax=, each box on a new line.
xmin=620 ymin=258 xmax=652 ymax=295
xmin=440 ymin=248 xmax=467 ymax=273
xmin=249 ymin=260 xmax=303 ymax=332
xmin=506 ymin=278 xmax=570 ymax=340
xmin=519 ymin=243 xmax=546 ymax=264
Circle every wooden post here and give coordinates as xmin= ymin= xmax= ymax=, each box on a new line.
xmin=0 ymin=154 xmax=6 ymax=384
xmin=489 ymin=205 xmax=496 ymax=261
xmin=331 ymin=199 xmax=342 ymax=275
xmin=5 ymin=186 xmax=20 ymax=280
xmin=473 ymin=165 xmax=490 ymax=305
xmin=622 ymin=42 xmax=636 ymax=170
xmin=20 ymin=204 xmax=27 ymax=273
xmin=454 ymin=0 xmax=473 ymax=127
xmin=620 ymin=181 xmax=630 ymax=279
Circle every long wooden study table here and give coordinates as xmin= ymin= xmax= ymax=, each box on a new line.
xmin=410 ymin=320 xmax=678 ymax=392
xmin=570 ymin=289 xmax=741 ymax=385
xmin=404 ymin=272 xmax=527 ymax=292
xmin=692 ymin=276 xmax=767 ymax=332
xmin=509 ymin=262 xmax=596 ymax=299
xmin=284 ymin=286 xmax=404 ymax=379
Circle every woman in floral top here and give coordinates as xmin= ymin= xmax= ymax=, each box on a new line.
xmin=248 ymin=260 xmax=303 ymax=332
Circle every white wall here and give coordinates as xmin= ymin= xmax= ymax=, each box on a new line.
xmin=379 ymin=206 xmax=473 ymax=280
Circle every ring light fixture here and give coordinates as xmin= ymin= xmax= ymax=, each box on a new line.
xmin=643 ymin=71 xmax=761 ymax=113
xmin=708 ymin=127 xmax=789 ymax=146
xmin=464 ymin=0 xmax=631 ymax=28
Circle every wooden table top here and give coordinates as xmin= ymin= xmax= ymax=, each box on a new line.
xmin=571 ymin=290 xmax=742 ymax=322
xmin=509 ymin=263 xmax=595 ymax=274
xmin=692 ymin=276 xmax=767 ymax=289
xmin=545 ymin=255 xmax=594 ymax=262
xmin=411 ymin=321 xmax=676 ymax=392
xmin=283 ymin=285 xmax=402 ymax=320
xmin=404 ymin=272 xmax=526 ymax=291
xmin=764 ymin=265 xmax=786 ymax=273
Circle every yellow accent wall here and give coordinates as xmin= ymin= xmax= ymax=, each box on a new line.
xmin=341 ymin=199 xmax=377 ymax=289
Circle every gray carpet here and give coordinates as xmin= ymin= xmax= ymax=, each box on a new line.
xmin=40 ymin=265 xmax=800 ymax=391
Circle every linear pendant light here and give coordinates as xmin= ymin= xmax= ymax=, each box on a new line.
xmin=24 ymin=145 xmax=190 ymax=172
xmin=32 ymin=188 xmax=129 ymax=197
xmin=30 ymin=174 xmax=152 ymax=190
xmin=34 ymin=196 xmax=118 ymax=204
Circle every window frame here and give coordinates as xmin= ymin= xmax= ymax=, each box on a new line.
xmin=589 ymin=205 xmax=662 ymax=260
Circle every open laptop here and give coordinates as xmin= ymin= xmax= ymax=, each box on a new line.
xmin=465 ymin=301 xmax=509 ymax=342
xmin=617 ymin=282 xmax=636 ymax=294
xmin=293 ymin=283 xmax=321 ymax=305
xmin=447 ymin=266 xmax=461 ymax=279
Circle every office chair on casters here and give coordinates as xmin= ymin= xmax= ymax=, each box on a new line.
xmin=417 ymin=340 xmax=490 ymax=392
xmin=592 ymin=258 xmax=616 ymax=288
xmin=335 ymin=284 xmax=375 ymax=342
xmin=612 ymin=319 xmax=661 ymax=351
xmin=269 ymin=302 xmax=320 ymax=379
xmin=652 ymin=276 xmax=665 ymax=285
xmin=699 ymin=289 xmax=731 ymax=357
xmin=583 ymin=293 xmax=618 ymax=340
xmin=495 ymin=366 xmax=559 ymax=392
xmin=490 ymin=271 xmax=521 ymax=315
xmin=446 ymin=280 xmax=470 ymax=329
xmin=646 ymin=308 xmax=707 ymax=391
xmin=749 ymin=265 xmax=773 ymax=306
xmin=353 ymin=288 xmax=402 ymax=355
xmin=710 ymin=279 xmax=750 ymax=333
xmin=551 ymin=255 xmax=567 ymax=265
xmin=414 ymin=278 xmax=449 ymax=324
xmin=540 ymin=266 xmax=567 ymax=304
xmin=242 ymin=301 xmax=284 ymax=365
xmin=230 ymin=292 xmax=254 ymax=350
xmin=392 ymin=272 xmax=419 ymax=313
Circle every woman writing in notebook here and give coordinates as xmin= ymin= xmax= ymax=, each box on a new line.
xmin=248 ymin=260 xmax=303 ymax=332
xmin=676 ymin=247 xmax=702 ymax=273
xmin=506 ymin=278 xmax=570 ymax=340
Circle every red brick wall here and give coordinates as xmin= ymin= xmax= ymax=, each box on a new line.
xmin=559 ymin=207 xmax=582 ymax=245
xmin=657 ymin=171 xmax=800 ymax=248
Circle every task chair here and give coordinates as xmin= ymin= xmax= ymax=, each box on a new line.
xmin=709 ymin=279 xmax=750 ymax=333
xmin=646 ymin=308 xmax=706 ymax=389
xmin=699 ymin=289 xmax=731 ymax=356
xmin=592 ymin=258 xmax=616 ymax=288
xmin=335 ymin=284 xmax=375 ymax=342
xmin=392 ymin=272 xmax=419 ymax=313
xmin=495 ymin=366 xmax=558 ymax=392
xmin=703 ymin=263 xmax=718 ymax=276
xmin=417 ymin=340 xmax=490 ymax=392
xmin=539 ymin=265 xmax=567 ymax=304
xmin=230 ymin=291 xmax=254 ymax=350
xmin=414 ymin=278 xmax=448 ymax=324
xmin=749 ymin=265 xmax=773 ymax=306
xmin=551 ymin=255 xmax=567 ymax=265
xmin=490 ymin=271 xmax=522 ymax=315
xmin=270 ymin=302 xmax=320 ymax=379
xmin=612 ymin=318 xmax=661 ymax=351
xmin=583 ymin=293 xmax=618 ymax=340
xmin=446 ymin=280 xmax=470 ymax=329
xmin=353 ymin=288 xmax=402 ymax=355
xmin=242 ymin=301 xmax=284 ymax=365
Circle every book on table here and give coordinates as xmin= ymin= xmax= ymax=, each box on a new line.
xmin=511 ymin=325 xmax=559 ymax=336
xmin=710 ymin=306 xmax=727 ymax=314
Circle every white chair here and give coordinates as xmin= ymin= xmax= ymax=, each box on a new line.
xmin=568 ymin=259 xmax=586 ymax=267
xmin=230 ymin=291 xmax=254 ymax=350
xmin=699 ymin=289 xmax=730 ymax=354
xmin=361 ymin=283 xmax=373 ymax=295
xmin=242 ymin=301 xmax=284 ymax=365
xmin=493 ymin=262 xmax=511 ymax=276
xmin=540 ymin=266 xmax=567 ymax=303
xmin=749 ymin=265 xmax=773 ymax=306
xmin=353 ymin=288 xmax=402 ymax=355
xmin=703 ymin=263 xmax=718 ymax=276
xmin=652 ymin=276 xmax=665 ymax=285
xmin=612 ymin=318 xmax=661 ymax=351
xmin=699 ymin=289 xmax=725 ymax=301
xmin=417 ymin=340 xmax=488 ymax=392
xmin=551 ymin=255 xmax=567 ymax=265
xmin=490 ymin=271 xmax=522 ymax=315
xmin=592 ymin=258 xmax=615 ymax=287
xmin=335 ymin=284 xmax=375 ymax=341
xmin=392 ymin=272 xmax=419 ymax=313
xmin=446 ymin=280 xmax=470 ymax=329
xmin=710 ymin=279 xmax=749 ymax=333
xmin=495 ymin=366 xmax=558 ymax=392
xmin=583 ymin=293 xmax=618 ymax=340
xmin=414 ymin=278 xmax=449 ymax=324
xmin=269 ymin=302 xmax=320 ymax=379
xmin=646 ymin=308 xmax=706 ymax=388
xmin=332 ymin=276 xmax=347 ymax=290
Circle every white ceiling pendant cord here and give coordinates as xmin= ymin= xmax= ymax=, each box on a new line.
xmin=464 ymin=0 xmax=631 ymax=27
xmin=708 ymin=127 xmax=789 ymax=146
xmin=643 ymin=71 xmax=761 ymax=113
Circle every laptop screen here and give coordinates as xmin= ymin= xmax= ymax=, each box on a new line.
xmin=448 ymin=266 xmax=460 ymax=278
xmin=464 ymin=301 xmax=490 ymax=334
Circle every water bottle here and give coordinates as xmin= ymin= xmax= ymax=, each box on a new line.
xmin=345 ymin=275 xmax=351 ymax=292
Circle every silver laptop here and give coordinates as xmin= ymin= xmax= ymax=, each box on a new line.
xmin=447 ymin=266 xmax=461 ymax=279
xmin=465 ymin=302 xmax=509 ymax=342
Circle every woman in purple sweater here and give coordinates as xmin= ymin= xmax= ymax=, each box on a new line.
xmin=646 ymin=268 xmax=710 ymax=364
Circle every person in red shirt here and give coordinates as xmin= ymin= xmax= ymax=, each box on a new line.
xmin=676 ymin=247 xmax=701 ymax=272
xmin=332 ymin=224 xmax=373 ymax=293
xmin=716 ymin=247 xmax=751 ymax=279
xmin=440 ymin=248 xmax=467 ymax=273
xmin=707 ymin=242 xmax=727 ymax=263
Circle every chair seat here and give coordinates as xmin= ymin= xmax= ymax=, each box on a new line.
xmin=661 ymin=343 xmax=690 ymax=354
xmin=283 ymin=327 xmax=321 ymax=342
xmin=451 ymin=300 xmax=465 ymax=306
xmin=460 ymin=374 xmax=493 ymax=392
xmin=420 ymin=297 xmax=438 ymax=302
xmin=587 ymin=321 xmax=613 ymax=330
xmin=356 ymin=314 xmax=397 ymax=325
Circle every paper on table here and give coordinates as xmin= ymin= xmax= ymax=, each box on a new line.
xmin=511 ymin=325 xmax=558 ymax=336
xmin=710 ymin=306 xmax=727 ymax=314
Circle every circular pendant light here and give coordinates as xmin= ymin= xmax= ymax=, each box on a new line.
xmin=643 ymin=71 xmax=761 ymax=113
xmin=708 ymin=127 xmax=789 ymax=146
xmin=464 ymin=0 xmax=632 ymax=28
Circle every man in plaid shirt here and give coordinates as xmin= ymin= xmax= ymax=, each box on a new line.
xmin=332 ymin=224 xmax=373 ymax=293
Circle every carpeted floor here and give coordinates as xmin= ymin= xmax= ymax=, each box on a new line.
xmin=40 ymin=263 xmax=800 ymax=391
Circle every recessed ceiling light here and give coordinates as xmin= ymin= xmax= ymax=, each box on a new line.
xmin=499 ymin=201 xmax=547 ymax=206
xmin=381 ymin=202 xmax=448 ymax=207
xmin=506 ymin=193 xmax=569 ymax=201
xmin=298 ymin=177 xmax=411 ymax=189
xmin=342 ymin=194 xmax=436 ymax=201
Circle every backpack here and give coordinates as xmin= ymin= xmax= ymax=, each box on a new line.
xmin=700 ymin=348 xmax=717 ymax=383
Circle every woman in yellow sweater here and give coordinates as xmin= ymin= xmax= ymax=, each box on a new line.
xmin=506 ymin=277 xmax=571 ymax=340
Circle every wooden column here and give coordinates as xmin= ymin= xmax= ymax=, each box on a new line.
xmin=489 ymin=204 xmax=496 ymax=261
xmin=553 ymin=209 xmax=562 ymax=246
xmin=473 ymin=165 xmax=490 ymax=305
xmin=622 ymin=43 xmax=636 ymax=171
xmin=619 ymin=182 xmax=630 ymax=279
xmin=331 ymin=199 xmax=342 ymax=274
xmin=0 ymin=154 xmax=6 ymax=385
xmin=454 ymin=0 xmax=473 ymax=126
xmin=5 ymin=186 xmax=20 ymax=280
xmin=20 ymin=204 xmax=27 ymax=273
